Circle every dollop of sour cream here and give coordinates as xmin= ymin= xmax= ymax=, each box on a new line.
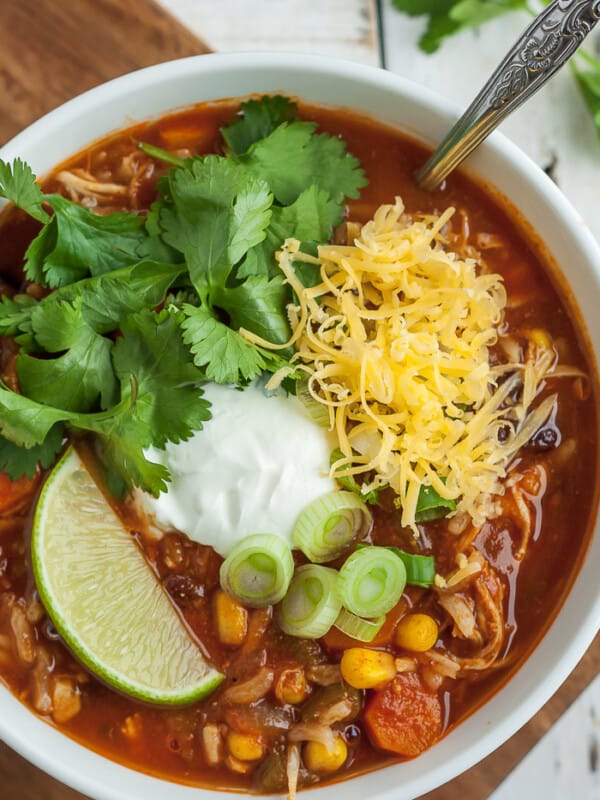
xmin=144 ymin=382 xmax=337 ymax=556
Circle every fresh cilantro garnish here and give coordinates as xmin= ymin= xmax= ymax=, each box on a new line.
xmin=16 ymin=298 xmax=118 ymax=413
xmin=0 ymin=425 xmax=65 ymax=479
xmin=0 ymin=159 xmax=49 ymax=224
xmin=181 ymin=306 xmax=269 ymax=385
xmin=240 ymin=121 xmax=365 ymax=207
xmin=0 ymin=95 xmax=366 ymax=490
xmin=25 ymin=195 xmax=150 ymax=288
xmin=158 ymin=157 xmax=273 ymax=300
xmin=222 ymin=95 xmax=298 ymax=155
xmin=113 ymin=308 xmax=211 ymax=448
xmin=392 ymin=0 xmax=531 ymax=53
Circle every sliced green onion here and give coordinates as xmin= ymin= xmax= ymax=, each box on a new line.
xmin=296 ymin=378 xmax=331 ymax=428
xmin=137 ymin=141 xmax=186 ymax=167
xmin=338 ymin=546 xmax=406 ymax=617
xmin=220 ymin=534 xmax=294 ymax=608
xmin=329 ymin=448 xmax=385 ymax=505
xmin=415 ymin=483 xmax=456 ymax=522
xmin=277 ymin=565 xmax=342 ymax=638
xmin=385 ymin=547 xmax=436 ymax=587
xmin=334 ymin=608 xmax=385 ymax=642
xmin=292 ymin=491 xmax=372 ymax=563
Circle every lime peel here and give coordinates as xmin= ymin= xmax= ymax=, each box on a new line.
xmin=32 ymin=446 xmax=223 ymax=705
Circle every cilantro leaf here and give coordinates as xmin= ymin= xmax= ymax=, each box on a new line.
xmin=93 ymin=425 xmax=171 ymax=498
xmin=392 ymin=0 xmax=531 ymax=53
xmin=181 ymin=305 xmax=268 ymax=384
xmin=158 ymin=157 xmax=272 ymax=298
xmin=241 ymin=121 xmax=366 ymax=206
xmin=238 ymin=185 xmax=342 ymax=279
xmin=16 ymin=299 xmax=117 ymax=412
xmin=113 ymin=308 xmax=211 ymax=447
xmin=25 ymin=195 xmax=149 ymax=287
xmin=222 ymin=95 xmax=298 ymax=155
xmin=0 ymin=159 xmax=49 ymax=224
xmin=0 ymin=382 xmax=73 ymax=447
xmin=75 ymin=260 xmax=185 ymax=333
xmin=0 ymin=294 xmax=38 ymax=337
xmin=0 ymin=261 xmax=184 ymax=351
xmin=573 ymin=52 xmax=600 ymax=141
xmin=0 ymin=424 xmax=64 ymax=479
xmin=212 ymin=274 xmax=291 ymax=345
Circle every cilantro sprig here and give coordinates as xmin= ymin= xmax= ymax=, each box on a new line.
xmin=0 ymin=96 xmax=366 ymax=492
xmin=392 ymin=1 xmax=600 ymax=141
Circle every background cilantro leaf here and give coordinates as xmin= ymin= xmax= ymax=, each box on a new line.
xmin=392 ymin=0 xmax=530 ymax=52
xmin=158 ymin=157 xmax=272 ymax=297
xmin=181 ymin=305 xmax=267 ymax=384
xmin=0 ymin=424 xmax=64 ymax=479
xmin=25 ymin=195 xmax=149 ymax=287
xmin=573 ymin=52 xmax=600 ymax=140
xmin=16 ymin=299 xmax=118 ymax=412
xmin=113 ymin=308 xmax=211 ymax=447
xmin=222 ymin=95 xmax=298 ymax=155
xmin=0 ymin=159 xmax=49 ymax=224
xmin=212 ymin=274 xmax=291 ymax=345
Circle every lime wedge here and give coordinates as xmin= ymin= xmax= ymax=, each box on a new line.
xmin=31 ymin=447 xmax=223 ymax=704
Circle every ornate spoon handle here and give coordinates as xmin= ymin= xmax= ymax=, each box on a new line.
xmin=415 ymin=0 xmax=600 ymax=191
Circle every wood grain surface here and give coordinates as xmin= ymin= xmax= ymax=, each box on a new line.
xmin=0 ymin=0 xmax=210 ymax=146
xmin=0 ymin=1 xmax=597 ymax=798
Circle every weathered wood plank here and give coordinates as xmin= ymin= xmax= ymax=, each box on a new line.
xmin=0 ymin=0 xmax=211 ymax=145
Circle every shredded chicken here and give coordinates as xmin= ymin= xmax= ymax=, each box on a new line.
xmin=286 ymin=744 xmax=301 ymax=800
xmin=436 ymin=592 xmax=479 ymax=641
xmin=305 ymin=664 xmax=342 ymax=686
xmin=51 ymin=677 xmax=81 ymax=724
xmin=221 ymin=666 xmax=274 ymax=704
xmin=288 ymin=722 xmax=336 ymax=752
xmin=57 ymin=169 xmax=128 ymax=202
xmin=201 ymin=723 xmax=224 ymax=766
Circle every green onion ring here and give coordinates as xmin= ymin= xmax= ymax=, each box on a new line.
xmin=277 ymin=564 xmax=342 ymax=638
xmin=292 ymin=491 xmax=372 ymax=563
xmin=338 ymin=546 xmax=407 ymax=617
xmin=334 ymin=608 xmax=385 ymax=642
xmin=219 ymin=533 xmax=294 ymax=608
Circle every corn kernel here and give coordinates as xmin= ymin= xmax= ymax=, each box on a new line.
xmin=214 ymin=590 xmax=248 ymax=647
xmin=227 ymin=731 xmax=265 ymax=762
xmin=340 ymin=647 xmax=396 ymax=689
xmin=395 ymin=613 xmax=439 ymax=652
xmin=529 ymin=328 xmax=552 ymax=352
xmin=274 ymin=667 xmax=310 ymax=705
xmin=303 ymin=735 xmax=347 ymax=774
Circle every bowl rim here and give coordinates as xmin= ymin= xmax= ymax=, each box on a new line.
xmin=0 ymin=50 xmax=599 ymax=800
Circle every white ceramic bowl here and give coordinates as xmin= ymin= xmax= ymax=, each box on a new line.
xmin=0 ymin=52 xmax=599 ymax=800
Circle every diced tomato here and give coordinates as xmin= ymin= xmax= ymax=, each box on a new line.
xmin=0 ymin=471 xmax=40 ymax=515
xmin=363 ymin=672 xmax=442 ymax=757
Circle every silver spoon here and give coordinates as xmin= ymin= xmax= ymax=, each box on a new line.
xmin=415 ymin=0 xmax=600 ymax=192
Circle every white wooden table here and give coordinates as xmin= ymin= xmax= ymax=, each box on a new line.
xmin=156 ymin=3 xmax=600 ymax=798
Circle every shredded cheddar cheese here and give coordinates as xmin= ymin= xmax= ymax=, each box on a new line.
xmin=246 ymin=198 xmax=556 ymax=531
